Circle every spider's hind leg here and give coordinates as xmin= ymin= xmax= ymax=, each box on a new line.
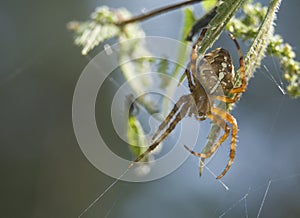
xmin=212 ymin=107 xmax=238 ymax=179
xmin=184 ymin=111 xmax=230 ymax=161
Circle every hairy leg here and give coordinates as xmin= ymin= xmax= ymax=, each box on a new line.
xmin=129 ymin=103 xmax=190 ymax=168
xmin=151 ymin=94 xmax=191 ymax=142
xmin=211 ymin=107 xmax=238 ymax=179
xmin=184 ymin=112 xmax=230 ymax=159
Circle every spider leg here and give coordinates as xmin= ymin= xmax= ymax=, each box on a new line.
xmin=211 ymin=107 xmax=238 ymax=179
xmin=184 ymin=112 xmax=230 ymax=159
xmin=128 ymin=103 xmax=190 ymax=168
xmin=216 ymin=95 xmax=241 ymax=103
xmin=229 ymin=33 xmax=246 ymax=94
xmin=185 ymin=107 xmax=237 ymax=179
xmin=151 ymin=94 xmax=191 ymax=142
xmin=185 ymin=67 xmax=196 ymax=92
xmin=183 ymin=27 xmax=207 ymax=93
xmin=190 ymin=28 xmax=208 ymax=90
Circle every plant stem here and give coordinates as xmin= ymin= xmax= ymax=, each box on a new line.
xmin=117 ymin=0 xmax=202 ymax=26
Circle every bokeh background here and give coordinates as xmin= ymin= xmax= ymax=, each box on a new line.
xmin=1 ymin=0 xmax=300 ymax=217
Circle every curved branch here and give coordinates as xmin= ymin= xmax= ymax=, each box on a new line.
xmin=117 ymin=0 xmax=201 ymax=26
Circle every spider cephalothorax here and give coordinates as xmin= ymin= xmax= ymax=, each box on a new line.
xmin=129 ymin=28 xmax=247 ymax=179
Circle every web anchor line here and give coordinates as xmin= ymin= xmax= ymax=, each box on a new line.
xmin=78 ymin=168 xmax=130 ymax=218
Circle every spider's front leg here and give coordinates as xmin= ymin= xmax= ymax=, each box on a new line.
xmin=151 ymin=94 xmax=191 ymax=142
xmin=185 ymin=67 xmax=196 ymax=93
xmin=182 ymin=28 xmax=208 ymax=95
xmin=128 ymin=101 xmax=190 ymax=168
xmin=189 ymin=28 xmax=208 ymax=92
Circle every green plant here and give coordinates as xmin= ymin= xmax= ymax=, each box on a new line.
xmin=68 ymin=0 xmax=299 ymax=175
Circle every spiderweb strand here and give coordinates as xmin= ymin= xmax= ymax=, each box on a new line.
xmin=257 ymin=180 xmax=271 ymax=218
xmin=218 ymin=192 xmax=249 ymax=218
xmin=78 ymin=168 xmax=130 ymax=218
xmin=262 ymin=64 xmax=286 ymax=95
xmin=200 ymin=160 xmax=230 ymax=191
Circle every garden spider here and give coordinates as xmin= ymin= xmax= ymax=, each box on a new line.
xmin=129 ymin=28 xmax=247 ymax=179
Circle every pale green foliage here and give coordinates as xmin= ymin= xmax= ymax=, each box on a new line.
xmin=227 ymin=2 xmax=267 ymax=40
xmin=267 ymin=35 xmax=300 ymax=98
xmin=175 ymin=8 xmax=197 ymax=88
xmin=68 ymin=0 xmax=296 ymax=170
xmin=202 ymin=0 xmax=217 ymax=11
xmin=67 ymin=6 xmax=121 ymax=55
xmin=197 ymin=0 xmax=248 ymax=55
xmin=118 ymin=28 xmax=153 ymax=97
xmin=68 ymin=6 xmax=157 ymax=115
xmin=67 ymin=6 xmax=148 ymax=56
xmin=201 ymin=0 xmax=283 ymax=173
xmin=182 ymin=8 xmax=197 ymax=41
xmin=243 ymin=0 xmax=280 ymax=79
xmin=127 ymin=114 xmax=149 ymax=161
xmin=68 ymin=6 xmax=159 ymax=161
xmin=227 ymin=0 xmax=300 ymax=98
xmin=178 ymin=0 xmax=248 ymax=85
xmin=161 ymin=8 xmax=197 ymax=116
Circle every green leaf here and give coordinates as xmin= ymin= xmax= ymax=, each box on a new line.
xmin=244 ymin=0 xmax=281 ymax=79
xmin=182 ymin=8 xmax=197 ymax=41
xmin=127 ymin=114 xmax=149 ymax=161
xmin=118 ymin=27 xmax=159 ymax=115
xmin=161 ymin=7 xmax=196 ymax=116
xmin=179 ymin=0 xmax=247 ymax=84
xmin=227 ymin=0 xmax=300 ymax=98
xmin=202 ymin=0 xmax=217 ymax=11
xmin=67 ymin=6 xmax=122 ymax=55
xmin=201 ymin=0 xmax=283 ymax=175
xmin=174 ymin=7 xmax=197 ymax=86
xmin=198 ymin=0 xmax=247 ymax=55
xmin=267 ymin=35 xmax=300 ymax=98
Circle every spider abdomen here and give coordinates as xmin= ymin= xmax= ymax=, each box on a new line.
xmin=197 ymin=48 xmax=235 ymax=95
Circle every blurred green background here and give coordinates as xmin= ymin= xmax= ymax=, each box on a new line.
xmin=1 ymin=0 xmax=300 ymax=217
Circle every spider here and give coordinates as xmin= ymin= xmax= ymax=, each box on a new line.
xmin=129 ymin=28 xmax=247 ymax=179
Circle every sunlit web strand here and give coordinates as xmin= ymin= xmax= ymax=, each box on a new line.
xmin=257 ymin=180 xmax=271 ymax=218
xmin=200 ymin=160 xmax=230 ymax=191
xmin=78 ymin=168 xmax=130 ymax=218
xmin=262 ymin=64 xmax=286 ymax=95
xmin=218 ymin=191 xmax=249 ymax=218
